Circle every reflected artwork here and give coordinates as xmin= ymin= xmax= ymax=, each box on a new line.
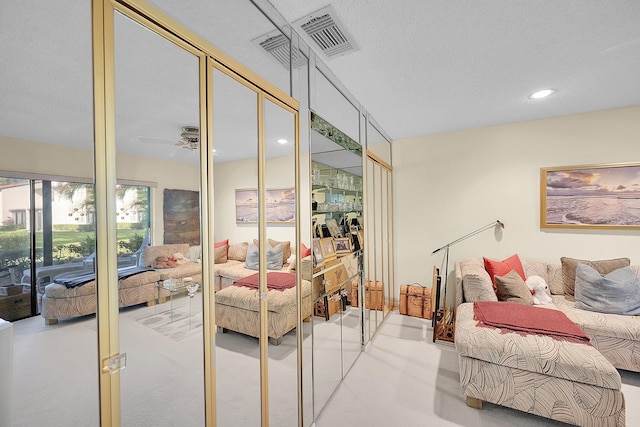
xmin=235 ymin=188 xmax=295 ymax=223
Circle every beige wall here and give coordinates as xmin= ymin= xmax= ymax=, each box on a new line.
xmin=213 ymin=155 xmax=299 ymax=249
xmin=392 ymin=105 xmax=640 ymax=303
xmin=0 ymin=136 xmax=200 ymax=244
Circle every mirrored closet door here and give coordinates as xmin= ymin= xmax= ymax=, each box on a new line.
xmin=113 ymin=10 xmax=206 ymax=425
xmin=1 ymin=2 xmax=100 ymax=426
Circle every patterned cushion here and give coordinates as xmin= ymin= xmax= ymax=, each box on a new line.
xmin=455 ymin=302 xmax=621 ymax=389
xmin=228 ymin=242 xmax=249 ymax=262
xmin=458 ymin=259 xmax=498 ymax=303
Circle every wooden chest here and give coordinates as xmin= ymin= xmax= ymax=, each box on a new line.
xmin=399 ymin=284 xmax=432 ymax=319
xmin=353 ymin=281 xmax=384 ymax=310
xmin=0 ymin=289 xmax=32 ymax=321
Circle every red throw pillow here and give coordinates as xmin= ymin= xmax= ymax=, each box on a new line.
xmin=483 ymin=254 xmax=526 ymax=293
xmin=300 ymin=243 xmax=312 ymax=258
xmin=214 ymin=239 xmax=229 ymax=248
xmin=215 ymin=239 xmax=229 ymax=256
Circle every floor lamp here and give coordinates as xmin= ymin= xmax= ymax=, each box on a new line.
xmin=431 ymin=220 xmax=504 ymax=342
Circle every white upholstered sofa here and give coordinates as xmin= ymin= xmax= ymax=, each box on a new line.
xmin=41 ymin=243 xmax=202 ymax=324
xmin=454 ymin=257 xmax=640 ymax=426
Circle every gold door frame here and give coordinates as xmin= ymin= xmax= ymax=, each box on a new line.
xmin=92 ymin=1 xmax=300 ymax=425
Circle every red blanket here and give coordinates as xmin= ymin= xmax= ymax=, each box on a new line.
xmin=473 ymin=301 xmax=590 ymax=344
xmin=233 ymin=272 xmax=296 ymax=291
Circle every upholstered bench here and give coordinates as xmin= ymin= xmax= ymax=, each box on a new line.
xmin=215 ymin=278 xmax=312 ymax=345
xmin=455 ymin=303 xmax=625 ymax=426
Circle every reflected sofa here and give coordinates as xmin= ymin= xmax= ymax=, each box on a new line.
xmin=453 ymin=258 xmax=639 ymax=426
xmin=41 ymin=243 xmax=202 ymax=324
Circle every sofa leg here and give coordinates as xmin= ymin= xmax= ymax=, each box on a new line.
xmin=45 ymin=318 xmax=58 ymax=326
xmin=303 ymin=316 xmax=311 ymax=323
xmin=146 ymin=299 xmax=156 ymax=307
xmin=217 ymin=326 xmax=227 ymax=333
xmin=466 ymin=396 xmax=483 ymax=409
xmin=268 ymin=337 xmax=282 ymax=346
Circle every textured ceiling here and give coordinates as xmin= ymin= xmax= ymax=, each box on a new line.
xmin=2 ymin=0 xmax=639 ymax=167
xmin=270 ymin=0 xmax=640 ymax=140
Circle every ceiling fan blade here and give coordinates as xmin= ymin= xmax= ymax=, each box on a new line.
xmin=133 ymin=136 xmax=176 ymax=145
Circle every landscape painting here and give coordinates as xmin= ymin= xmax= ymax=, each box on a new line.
xmin=541 ymin=163 xmax=640 ymax=229
xmin=235 ymin=188 xmax=295 ymax=224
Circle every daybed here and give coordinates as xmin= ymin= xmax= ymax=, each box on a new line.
xmin=454 ymin=257 xmax=640 ymax=426
xmin=41 ymin=243 xmax=202 ymax=324
xmin=213 ymin=240 xmax=313 ymax=345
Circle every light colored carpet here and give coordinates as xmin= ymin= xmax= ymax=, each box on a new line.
xmin=9 ymin=301 xmax=640 ymax=426
xmin=315 ymin=312 xmax=640 ymax=427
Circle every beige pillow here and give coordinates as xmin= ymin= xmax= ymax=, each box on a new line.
xmin=214 ymin=245 xmax=228 ymax=264
xmin=495 ymin=270 xmax=534 ymax=305
xmin=561 ymin=257 xmax=630 ymax=300
xmin=228 ymin=242 xmax=249 ymax=262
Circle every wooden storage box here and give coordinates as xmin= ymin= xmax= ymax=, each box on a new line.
xmin=351 ymin=281 xmax=383 ymax=310
xmin=0 ymin=289 xmax=31 ymax=321
xmin=323 ymin=264 xmax=348 ymax=295
xmin=0 ymin=284 xmax=23 ymax=297
xmin=364 ymin=280 xmax=383 ymax=311
xmin=399 ymin=284 xmax=432 ymax=319
xmin=313 ymin=297 xmax=341 ymax=318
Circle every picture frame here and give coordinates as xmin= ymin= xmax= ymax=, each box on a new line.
xmin=541 ymin=162 xmax=640 ymax=229
xmin=333 ymin=237 xmax=352 ymax=255
xmin=325 ymin=218 xmax=342 ymax=237
xmin=312 ymin=238 xmax=323 ymax=266
xmin=319 ymin=237 xmax=336 ymax=260
xmin=235 ymin=188 xmax=295 ymax=224
xmin=356 ymin=230 xmax=364 ymax=249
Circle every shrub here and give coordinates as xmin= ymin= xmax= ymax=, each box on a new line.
xmin=118 ymin=233 xmax=144 ymax=253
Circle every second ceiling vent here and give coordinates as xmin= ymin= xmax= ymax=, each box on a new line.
xmin=293 ymin=5 xmax=358 ymax=58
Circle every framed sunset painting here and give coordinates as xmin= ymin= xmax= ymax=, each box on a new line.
xmin=541 ymin=162 xmax=640 ymax=229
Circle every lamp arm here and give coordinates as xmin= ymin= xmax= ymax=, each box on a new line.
xmin=431 ymin=220 xmax=502 ymax=254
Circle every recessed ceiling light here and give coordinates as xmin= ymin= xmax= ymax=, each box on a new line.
xmin=277 ymin=138 xmax=288 ymax=144
xmin=529 ymin=89 xmax=555 ymax=99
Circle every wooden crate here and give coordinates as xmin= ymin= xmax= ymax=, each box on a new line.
xmin=0 ymin=289 xmax=31 ymax=321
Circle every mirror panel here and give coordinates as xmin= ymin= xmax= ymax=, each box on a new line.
xmin=310 ymin=112 xmax=363 ymax=416
xmin=1 ymin=2 xmax=99 ymax=425
xmin=211 ymin=66 xmax=261 ymax=426
xmin=367 ymin=121 xmax=392 ymax=166
xmin=263 ymin=96 xmax=298 ymax=426
xmin=113 ymin=11 xmax=205 ymax=425
xmin=147 ymin=0 xmax=291 ymax=96
xmin=314 ymin=71 xmax=360 ymax=143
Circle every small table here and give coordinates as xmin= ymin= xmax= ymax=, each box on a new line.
xmin=156 ymin=280 xmax=200 ymax=325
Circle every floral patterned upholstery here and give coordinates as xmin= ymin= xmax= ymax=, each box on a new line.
xmin=456 ymin=303 xmax=625 ymax=426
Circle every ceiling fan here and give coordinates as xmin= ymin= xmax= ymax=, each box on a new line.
xmin=133 ymin=126 xmax=200 ymax=151
xmin=176 ymin=126 xmax=199 ymax=151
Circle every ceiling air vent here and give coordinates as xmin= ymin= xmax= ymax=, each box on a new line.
xmin=294 ymin=5 xmax=358 ymax=58
xmin=252 ymin=30 xmax=307 ymax=69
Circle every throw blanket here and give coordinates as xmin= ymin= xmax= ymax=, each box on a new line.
xmin=233 ymin=272 xmax=296 ymax=291
xmin=54 ymin=266 xmax=155 ymax=289
xmin=474 ymin=301 xmax=591 ymax=344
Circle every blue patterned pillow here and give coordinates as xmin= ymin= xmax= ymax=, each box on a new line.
xmin=575 ymin=263 xmax=640 ymax=315
xmin=244 ymin=243 xmax=283 ymax=271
